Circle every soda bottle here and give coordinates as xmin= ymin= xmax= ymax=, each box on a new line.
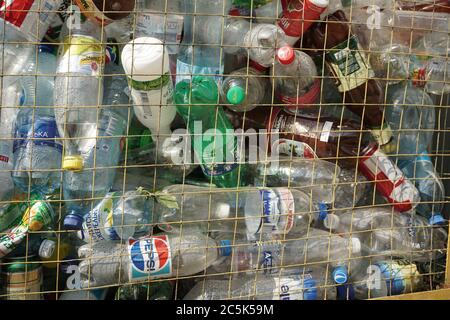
xmin=155 ymin=184 xmax=315 ymax=239
xmin=228 ymin=107 xmax=419 ymax=212
xmin=310 ymin=10 xmax=392 ymax=146
xmin=62 ymin=60 xmax=129 ymax=230
xmin=220 ymin=66 xmax=269 ymax=112
xmin=184 ymin=267 xmax=336 ymax=300
xmin=76 ymin=230 xmax=233 ymax=287
xmin=74 ymin=0 xmax=135 ymax=25
xmin=13 ymin=45 xmax=62 ymax=195
xmin=122 ymin=37 xmax=177 ymax=143
xmin=54 ymin=13 xmax=106 ymax=172
xmin=77 ymin=190 xmax=154 ymax=243
xmin=174 ymin=76 xmax=247 ymax=188
xmin=272 ymin=46 xmax=320 ymax=113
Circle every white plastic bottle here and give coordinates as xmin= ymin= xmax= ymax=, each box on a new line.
xmin=155 ymin=184 xmax=315 ymax=239
xmin=122 ymin=37 xmax=177 ymax=143
xmin=77 ymin=230 xmax=233 ymax=287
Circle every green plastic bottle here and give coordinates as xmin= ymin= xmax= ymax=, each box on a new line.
xmin=174 ymin=76 xmax=246 ymax=188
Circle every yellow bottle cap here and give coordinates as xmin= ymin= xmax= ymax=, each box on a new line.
xmin=63 ymin=155 xmax=83 ymax=171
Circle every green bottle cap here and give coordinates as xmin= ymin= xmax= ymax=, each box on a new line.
xmin=227 ymin=86 xmax=246 ymax=105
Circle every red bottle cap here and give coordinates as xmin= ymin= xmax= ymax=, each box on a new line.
xmin=277 ymin=46 xmax=295 ymax=65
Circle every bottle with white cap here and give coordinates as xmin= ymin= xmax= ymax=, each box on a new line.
xmin=155 ymin=184 xmax=315 ymax=240
xmin=121 ymin=37 xmax=177 ymax=143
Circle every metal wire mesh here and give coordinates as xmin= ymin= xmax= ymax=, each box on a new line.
xmin=0 ymin=0 xmax=448 ymax=300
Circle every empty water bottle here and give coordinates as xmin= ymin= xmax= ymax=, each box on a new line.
xmin=13 ymin=45 xmax=62 ymax=194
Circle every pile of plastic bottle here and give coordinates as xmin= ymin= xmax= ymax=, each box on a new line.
xmin=0 ymin=0 xmax=448 ymax=300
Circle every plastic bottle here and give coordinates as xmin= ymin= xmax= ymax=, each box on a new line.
xmin=77 ymin=190 xmax=154 ymax=243
xmin=310 ymin=10 xmax=392 ymax=146
xmin=184 ymin=268 xmax=336 ymax=300
xmin=175 ymin=76 xmax=246 ymax=188
xmin=13 ymin=45 xmax=62 ymax=195
xmin=272 ymin=47 xmax=320 ymax=113
xmin=116 ymin=281 xmax=174 ymax=300
xmin=253 ymin=157 xmax=340 ymax=205
xmin=156 ymin=184 xmax=315 ymax=239
xmin=76 ymin=230 xmax=233 ymax=287
xmin=62 ymin=61 xmax=129 ymax=230
xmin=399 ymin=154 xmax=446 ymax=224
xmin=220 ymin=67 xmax=269 ymax=112
xmin=333 ymin=166 xmax=371 ymax=209
xmin=228 ymin=108 xmax=419 ymax=212
xmin=323 ymin=208 xmax=448 ymax=262
xmin=8 ymin=233 xmax=56 ymax=260
xmin=122 ymin=37 xmax=177 ymax=143
xmin=74 ymin=0 xmax=135 ymax=26
xmin=254 ymin=0 xmax=284 ymax=24
xmin=54 ymin=14 xmax=106 ymax=172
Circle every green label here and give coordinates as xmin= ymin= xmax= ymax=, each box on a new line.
xmin=128 ymin=73 xmax=171 ymax=92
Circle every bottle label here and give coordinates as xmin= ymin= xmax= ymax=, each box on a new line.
xmin=3 ymin=264 xmax=42 ymax=300
xmin=128 ymin=72 xmax=174 ymax=129
xmin=273 ymin=275 xmax=317 ymax=300
xmin=81 ymin=192 xmax=121 ymax=242
xmin=13 ymin=116 xmax=62 ymax=153
xmin=358 ymin=145 xmax=417 ymax=212
xmin=376 ymin=260 xmax=421 ymax=295
xmin=74 ymin=0 xmax=115 ymax=25
xmin=271 ymin=139 xmax=318 ymax=158
xmin=256 ymin=189 xmax=295 ymax=235
xmin=57 ymin=35 xmax=105 ymax=76
xmin=279 ymin=78 xmax=321 ymax=109
xmin=409 ymin=54 xmax=430 ymax=88
xmin=326 ymin=35 xmax=375 ymax=92
xmin=278 ymin=0 xmax=326 ymax=44
xmin=20 ymin=199 xmax=53 ymax=231
xmin=137 ymin=14 xmax=183 ymax=55
xmin=128 ymin=235 xmax=172 ymax=281
xmin=0 ymin=224 xmax=28 ymax=258
xmin=176 ymin=58 xmax=223 ymax=84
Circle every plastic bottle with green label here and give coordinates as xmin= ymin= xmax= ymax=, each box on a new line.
xmin=175 ymin=76 xmax=247 ymax=188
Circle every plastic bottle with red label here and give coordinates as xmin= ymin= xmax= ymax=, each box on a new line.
xmin=309 ymin=10 xmax=393 ymax=147
xmin=273 ymin=46 xmax=320 ymax=113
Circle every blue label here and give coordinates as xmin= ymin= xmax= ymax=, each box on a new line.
xmin=303 ymin=278 xmax=318 ymax=300
xmin=219 ymin=240 xmax=232 ymax=257
xmin=376 ymin=263 xmax=405 ymax=295
xmin=318 ymin=202 xmax=329 ymax=220
xmin=13 ymin=116 xmax=62 ymax=153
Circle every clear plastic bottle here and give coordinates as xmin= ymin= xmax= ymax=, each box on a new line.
xmin=156 ymin=184 xmax=314 ymax=239
xmin=77 ymin=190 xmax=154 ymax=243
xmin=77 ymin=230 xmax=233 ymax=287
xmin=184 ymin=267 xmax=336 ymax=300
xmin=62 ymin=62 xmax=129 ymax=230
xmin=272 ymin=47 xmax=320 ymax=113
xmin=220 ymin=67 xmax=269 ymax=112
xmin=13 ymin=45 xmax=62 ymax=194
xmin=323 ymin=208 xmax=448 ymax=262
xmin=54 ymin=14 xmax=106 ymax=172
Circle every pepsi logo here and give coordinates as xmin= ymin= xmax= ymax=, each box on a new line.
xmin=129 ymin=236 xmax=170 ymax=273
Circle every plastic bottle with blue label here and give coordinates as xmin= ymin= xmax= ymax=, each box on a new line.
xmin=13 ymin=45 xmax=62 ymax=195
xmin=155 ymin=184 xmax=315 ymax=239
xmin=323 ymin=208 xmax=448 ymax=262
xmin=183 ymin=267 xmax=336 ymax=300
xmin=77 ymin=190 xmax=154 ymax=243
xmin=62 ymin=61 xmax=129 ymax=230
xmin=76 ymin=230 xmax=233 ymax=287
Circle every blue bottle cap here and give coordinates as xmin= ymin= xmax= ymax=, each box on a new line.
xmin=219 ymin=240 xmax=232 ymax=257
xmin=39 ymin=44 xmax=56 ymax=55
xmin=318 ymin=202 xmax=329 ymax=220
xmin=302 ymin=278 xmax=318 ymax=300
xmin=63 ymin=212 xmax=83 ymax=230
xmin=429 ymin=213 xmax=445 ymax=226
xmin=332 ymin=266 xmax=349 ymax=284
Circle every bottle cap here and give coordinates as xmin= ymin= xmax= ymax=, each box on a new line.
xmin=351 ymin=237 xmax=361 ymax=254
xmin=227 ymin=86 xmax=246 ymax=105
xmin=276 ymin=46 xmax=295 ymax=65
xmin=332 ymin=266 xmax=348 ymax=284
xmin=63 ymin=155 xmax=83 ymax=171
xmin=429 ymin=213 xmax=445 ymax=226
xmin=215 ymin=203 xmax=230 ymax=219
xmin=39 ymin=44 xmax=56 ymax=55
xmin=63 ymin=212 xmax=84 ymax=230
xmin=121 ymin=37 xmax=169 ymax=83
xmin=302 ymin=278 xmax=318 ymax=300
xmin=39 ymin=239 xmax=56 ymax=259
xmin=324 ymin=214 xmax=340 ymax=231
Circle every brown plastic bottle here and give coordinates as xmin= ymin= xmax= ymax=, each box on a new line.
xmin=309 ymin=10 xmax=392 ymax=146
xmin=75 ymin=0 xmax=134 ymax=25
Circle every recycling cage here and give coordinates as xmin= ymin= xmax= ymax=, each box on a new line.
xmin=0 ymin=0 xmax=450 ymax=300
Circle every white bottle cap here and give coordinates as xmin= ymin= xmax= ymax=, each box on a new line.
xmin=310 ymin=0 xmax=330 ymax=8
xmin=323 ymin=213 xmax=340 ymax=231
xmin=215 ymin=203 xmax=231 ymax=219
xmin=351 ymin=237 xmax=361 ymax=255
xmin=39 ymin=239 xmax=56 ymax=259
xmin=121 ymin=37 xmax=170 ymax=82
